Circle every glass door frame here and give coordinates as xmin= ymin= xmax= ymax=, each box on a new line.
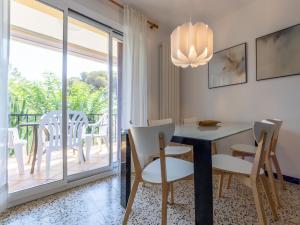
xmin=65 ymin=10 xmax=117 ymax=182
xmin=111 ymin=33 xmax=123 ymax=166
xmin=8 ymin=0 xmax=123 ymax=206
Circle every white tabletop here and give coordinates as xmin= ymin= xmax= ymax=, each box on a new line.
xmin=174 ymin=122 xmax=252 ymax=141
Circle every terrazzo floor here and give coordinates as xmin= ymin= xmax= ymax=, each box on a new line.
xmin=0 ymin=175 xmax=299 ymax=225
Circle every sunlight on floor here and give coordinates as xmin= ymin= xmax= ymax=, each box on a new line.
xmin=8 ymin=143 xmax=118 ymax=193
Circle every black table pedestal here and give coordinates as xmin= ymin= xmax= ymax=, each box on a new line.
xmin=120 ymin=131 xmax=213 ymax=225
xmin=172 ymin=136 xmax=213 ymax=225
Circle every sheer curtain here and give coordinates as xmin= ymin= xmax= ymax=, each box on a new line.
xmin=0 ymin=0 xmax=9 ymax=212
xmin=159 ymin=41 xmax=180 ymax=123
xmin=122 ymin=5 xmax=148 ymax=129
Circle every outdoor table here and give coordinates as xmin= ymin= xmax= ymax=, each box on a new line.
xmin=19 ymin=122 xmax=39 ymax=174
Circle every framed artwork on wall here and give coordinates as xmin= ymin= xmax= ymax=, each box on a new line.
xmin=208 ymin=43 xmax=247 ymax=89
xmin=256 ymin=24 xmax=300 ymax=81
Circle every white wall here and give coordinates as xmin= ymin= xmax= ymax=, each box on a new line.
xmin=148 ymin=29 xmax=170 ymax=119
xmin=181 ymin=0 xmax=300 ymax=178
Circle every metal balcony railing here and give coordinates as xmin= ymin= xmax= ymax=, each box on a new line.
xmin=9 ymin=113 xmax=118 ymax=156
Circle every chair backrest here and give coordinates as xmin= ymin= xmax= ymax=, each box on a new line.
xmin=129 ymin=123 xmax=175 ymax=171
xmin=251 ymin=121 xmax=276 ymax=178
xmin=148 ymin=118 xmax=172 ymax=126
xmin=38 ymin=111 xmax=63 ymax=151
xmin=38 ymin=110 xmax=88 ymax=150
xmin=183 ymin=117 xmax=198 ymax=125
xmin=7 ymin=128 xmax=21 ymax=148
xmin=93 ymin=114 xmax=108 ymax=136
xmin=265 ymin=118 xmax=282 ymax=153
xmin=68 ymin=111 xmax=89 ymax=147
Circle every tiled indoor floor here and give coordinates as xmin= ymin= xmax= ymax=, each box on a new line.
xmin=0 ymin=175 xmax=299 ymax=225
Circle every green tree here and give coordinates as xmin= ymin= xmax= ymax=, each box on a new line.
xmin=9 ymin=69 xmax=109 ymax=115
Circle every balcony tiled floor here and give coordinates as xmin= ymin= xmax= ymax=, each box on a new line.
xmin=1 ymin=175 xmax=299 ymax=225
xmin=8 ymin=143 xmax=117 ymax=193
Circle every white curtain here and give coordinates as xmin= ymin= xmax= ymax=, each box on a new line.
xmin=122 ymin=5 xmax=148 ymax=129
xmin=0 ymin=0 xmax=9 ymax=212
xmin=159 ymin=41 xmax=180 ymax=123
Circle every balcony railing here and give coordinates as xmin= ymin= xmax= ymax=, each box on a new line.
xmin=9 ymin=113 xmax=118 ymax=156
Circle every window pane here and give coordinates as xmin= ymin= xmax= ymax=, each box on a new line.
xmin=8 ymin=0 xmax=63 ymax=192
xmin=67 ymin=15 xmax=110 ymax=175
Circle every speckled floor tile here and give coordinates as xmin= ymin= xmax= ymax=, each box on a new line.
xmin=0 ymin=175 xmax=299 ymax=225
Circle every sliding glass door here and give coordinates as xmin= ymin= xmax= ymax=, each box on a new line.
xmin=8 ymin=0 xmax=64 ymax=192
xmin=67 ymin=12 xmax=111 ymax=178
xmin=8 ymin=0 xmax=122 ymax=195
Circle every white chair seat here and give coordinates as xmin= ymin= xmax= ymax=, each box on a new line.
xmin=212 ymin=154 xmax=264 ymax=175
xmin=165 ymin=145 xmax=192 ymax=156
xmin=231 ymin=144 xmax=275 ymax=156
xmin=142 ymin=157 xmax=194 ymax=184
xmin=231 ymin=144 xmax=256 ymax=154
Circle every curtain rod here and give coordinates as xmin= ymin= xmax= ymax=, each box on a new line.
xmin=108 ymin=0 xmax=159 ymax=29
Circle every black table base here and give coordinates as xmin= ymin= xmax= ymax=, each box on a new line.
xmin=120 ymin=131 xmax=213 ymax=225
xmin=172 ymin=136 xmax=213 ymax=225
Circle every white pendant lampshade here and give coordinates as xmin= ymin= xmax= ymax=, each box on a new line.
xmin=171 ymin=22 xmax=213 ymax=68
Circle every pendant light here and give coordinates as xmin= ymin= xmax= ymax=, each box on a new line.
xmin=171 ymin=22 xmax=213 ymax=68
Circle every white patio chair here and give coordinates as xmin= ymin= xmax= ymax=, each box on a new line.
xmin=37 ymin=110 xmax=88 ymax=178
xmin=122 ymin=123 xmax=194 ymax=225
xmin=85 ymin=115 xmax=109 ymax=160
xmin=8 ymin=128 xmax=26 ymax=175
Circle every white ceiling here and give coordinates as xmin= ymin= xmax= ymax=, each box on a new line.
xmin=123 ymin=0 xmax=252 ymax=31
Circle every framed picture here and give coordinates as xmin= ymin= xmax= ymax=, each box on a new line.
xmin=256 ymin=24 xmax=300 ymax=81
xmin=208 ymin=43 xmax=247 ymax=89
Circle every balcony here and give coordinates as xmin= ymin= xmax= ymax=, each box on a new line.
xmin=8 ymin=113 xmax=118 ymax=193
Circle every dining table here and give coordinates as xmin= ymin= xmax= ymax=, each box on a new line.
xmin=120 ymin=122 xmax=252 ymax=225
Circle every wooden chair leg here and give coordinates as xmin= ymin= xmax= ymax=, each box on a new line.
xmin=169 ymin=183 xmax=174 ymax=205
xmin=161 ymin=182 xmax=168 ymax=225
xmin=265 ymin=160 xmax=281 ymax=209
xmin=217 ymin=173 xmax=224 ymax=198
xmin=122 ymin=178 xmax=140 ymax=225
xmin=260 ymin=176 xmax=279 ymax=221
xmin=211 ymin=142 xmax=217 ymax=155
xmin=252 ymin=182 xmax=267 ymax=225
xmin=227 ymin=174 xmax=232 ymax=189
xmin=271 ymin=155 xmax=286 ymax=191
xmin=227 ymin=150 xmax=238 ymax=189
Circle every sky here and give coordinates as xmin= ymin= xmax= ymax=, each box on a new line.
xmin=9 ymin=40 xmax=109 ymax=81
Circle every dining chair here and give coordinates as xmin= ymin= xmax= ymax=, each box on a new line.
xmin=8 ymin=128 xmax=26 ymax=175
xmin=148 ymin=118 xmax=192 ymax=156
xmin=85 ymin=114 xmax=109 ymax=160
xmin=122 ymin=123 xmax=194 ymax=225
xmin=148 ymin=118 xmax=172 ymax=126
xmin=212 ymin=121 xmax=278 ymax=225
xmin=148 ymin=118 xmax=193 ymax=194
xmin=229 ymin=119 xmax=284 ymax=209
xmin=37 ymin=110 xmax=88 ymax=178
